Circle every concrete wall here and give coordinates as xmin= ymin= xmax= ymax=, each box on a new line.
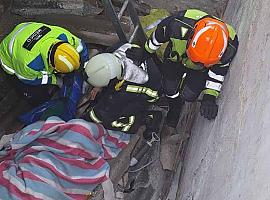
xmin=178 ymin=0 xmax=270 ymax=200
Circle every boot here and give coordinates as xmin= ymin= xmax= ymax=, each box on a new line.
xmin=165 ymin=95 xmax=185 ymax=128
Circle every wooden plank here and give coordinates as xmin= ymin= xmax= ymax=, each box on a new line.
xmin=30 ymin=14 xmax=132 ymax=46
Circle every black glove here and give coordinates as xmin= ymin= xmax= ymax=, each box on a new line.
xmin=126 ymin=47 xmax=150 ymax=64
xmin=200 ymin=94 xmax=218 ymax=120
xmin=143 ymin=111 xmax=162 ymax=141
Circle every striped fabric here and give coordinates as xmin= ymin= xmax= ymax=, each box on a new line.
xmin=0 ymin=116 xmax=130 ymax=200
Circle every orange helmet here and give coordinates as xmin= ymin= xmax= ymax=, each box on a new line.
xmin=186 ymin=17 xmax=229 ymax=67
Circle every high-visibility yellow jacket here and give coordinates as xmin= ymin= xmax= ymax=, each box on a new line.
xmin=0 ymin=22 xmax=88 ymax=85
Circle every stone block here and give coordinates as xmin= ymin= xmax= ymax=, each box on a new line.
xmin=11 ymin=0 xmax=102 ymax=16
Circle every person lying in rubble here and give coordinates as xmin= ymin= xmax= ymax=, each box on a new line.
xmin=0 ymin=22 xmax=89 ymax=107
xmin=82 ymin=43 xmax=162 ymax=135
xmin=126 ymin=9 xmax=239 ymax=131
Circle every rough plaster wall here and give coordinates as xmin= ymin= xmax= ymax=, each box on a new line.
xmin=178 ymin=0 xmax=270 ymax=200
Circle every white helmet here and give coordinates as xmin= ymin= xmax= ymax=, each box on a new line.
xmin=85 ymin=53 xmax=122 ymax=87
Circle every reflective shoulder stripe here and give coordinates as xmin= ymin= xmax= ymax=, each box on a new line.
xmin=76 ymin=39 xmax=83 ymax=53
xmin=208 ymin=70 xmax=224 ymax=82
xmin=0 ymin=58 xmax=29 ymax=79
xmin=184 ymin=9 xmax=208 ymax=20
xmin=41 ymin=74 xmax=49 ymax=84
xmin=205 ymin=80 xmax=222 ymax=91
xmin=0 ymin=58 xmax=15 ymax=74
xmin=9 ymin=23 xmax=31 ymax=57
xmin=89 ymin=109 xmax=102 ymax=123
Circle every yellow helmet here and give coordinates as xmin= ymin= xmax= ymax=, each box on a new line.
xmin=49 ymin=42 xmax=80 ymax=73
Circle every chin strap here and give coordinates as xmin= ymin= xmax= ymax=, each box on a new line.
xmin=115 ymin=79 xmax=125 ymax=91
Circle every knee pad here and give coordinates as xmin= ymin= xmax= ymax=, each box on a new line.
xmin=181 ymin=85 xmax=198 ymax=102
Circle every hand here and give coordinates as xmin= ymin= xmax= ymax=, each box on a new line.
xmin=200 ymin=94 xmax=218 ymax=120
xmin=89 ymin=87 xmax=102 ymax=100
xmin=126 ymin=47 xmax=148 ymax=64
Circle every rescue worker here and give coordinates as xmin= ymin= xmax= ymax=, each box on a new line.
xmin=0 ymin=22 xmax=89 ymax=106
xmin=126 ymin=9 xmax=239 ymax=128
xmin=83 ymin=43 xmax=162 ymax=134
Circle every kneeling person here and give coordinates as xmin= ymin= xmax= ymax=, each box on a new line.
xmin=83 ymin=43 xmax=162 ymax=134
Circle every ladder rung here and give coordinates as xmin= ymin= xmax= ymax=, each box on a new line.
xmin=129 ymin=24 xmax=139 ymax=43
xmin=118 ymin=0 xmax=129 ymax=20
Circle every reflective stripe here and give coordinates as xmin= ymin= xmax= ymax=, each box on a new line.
xmin=76 ymin=39 xmax=83 ymax=53
xmin=148 ymin=39 xmax=160 ymax=51
xmin=219 ymin=62 xmax=230 ymax=67
xmin=9 ymin=23 xmax=31 ymax=56
xmin=111 ymin=116 xmax=135 ymax=132
xmin=166 ymin=92 xmax=180 ymax=99
xmin=89 ymin=109 xmax=102 ymax=123
xmin=0 ymin=58 xmax=29 ymax=79
xmin=126 ymin=85 xmax=159 ymax=101
xmin=0 ymin=57 xmax=15 ymax=74
xmin=111 ymin=121 xmax=124 ymax=128
xmin=152 ymin=31 xmax=163 ymax=46
xmin=41 ymin=75 xmax=49 ymax=84
xmin=203 ymin=88 xmax=219 ymax=97
xmin=208 ymin=70 xmax=224 ymax=82
xmin=205 ymin=80 xmax=222 ymax=91
xmin=122 ymin=116 xmax=135 ymax=132
xmin=145 ymin=42 xmax=155 ymax=54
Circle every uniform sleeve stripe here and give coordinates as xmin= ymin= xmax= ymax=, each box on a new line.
xmin=41 ymin=74 xmax=49 ymax=84
xmin=76 ymin=39 xmax=83 ymax=53
xmin=208 ymin=70 xmax=224 ymax=82
xmin=148 ymin=39 xmax=160 ymax=51
xmin=205 ymin=80 xmax=222 ymax=91
xmin=152 ymin=31 xmax=163 ymax=46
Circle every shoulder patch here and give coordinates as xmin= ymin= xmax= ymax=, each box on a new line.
xmin=57 ymin=33 xmax=68 ymax=42
xmin=181 ymin=27 xmax=188 ymax=37
xmin=23 ymin=26 xmax=51 ymax=51
xmin=27 ymin=54 xmax=45 ymax=71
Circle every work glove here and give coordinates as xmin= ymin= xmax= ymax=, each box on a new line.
xmin=200 ymin=94 xmax=218 ymax=120
xmin=125 ymin=46 xmax=150 ymax=65
xmin=143 ymin=111 xmax=162 ymax=141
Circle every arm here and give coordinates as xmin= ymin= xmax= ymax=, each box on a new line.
xmin=200 ymin=34 xmax=239 ymax=120
xmin=144 ymin=16 xmax=174 ymax=54
xmin=86 ymin=84 xmax=149 ymax=132
xmin=19 ymin=73 xmax=58 ymax=85
xmin=203 ymin=34 xmax=239 ymax=98
xmin=125 ymin=16 xmax=174 ymax=63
